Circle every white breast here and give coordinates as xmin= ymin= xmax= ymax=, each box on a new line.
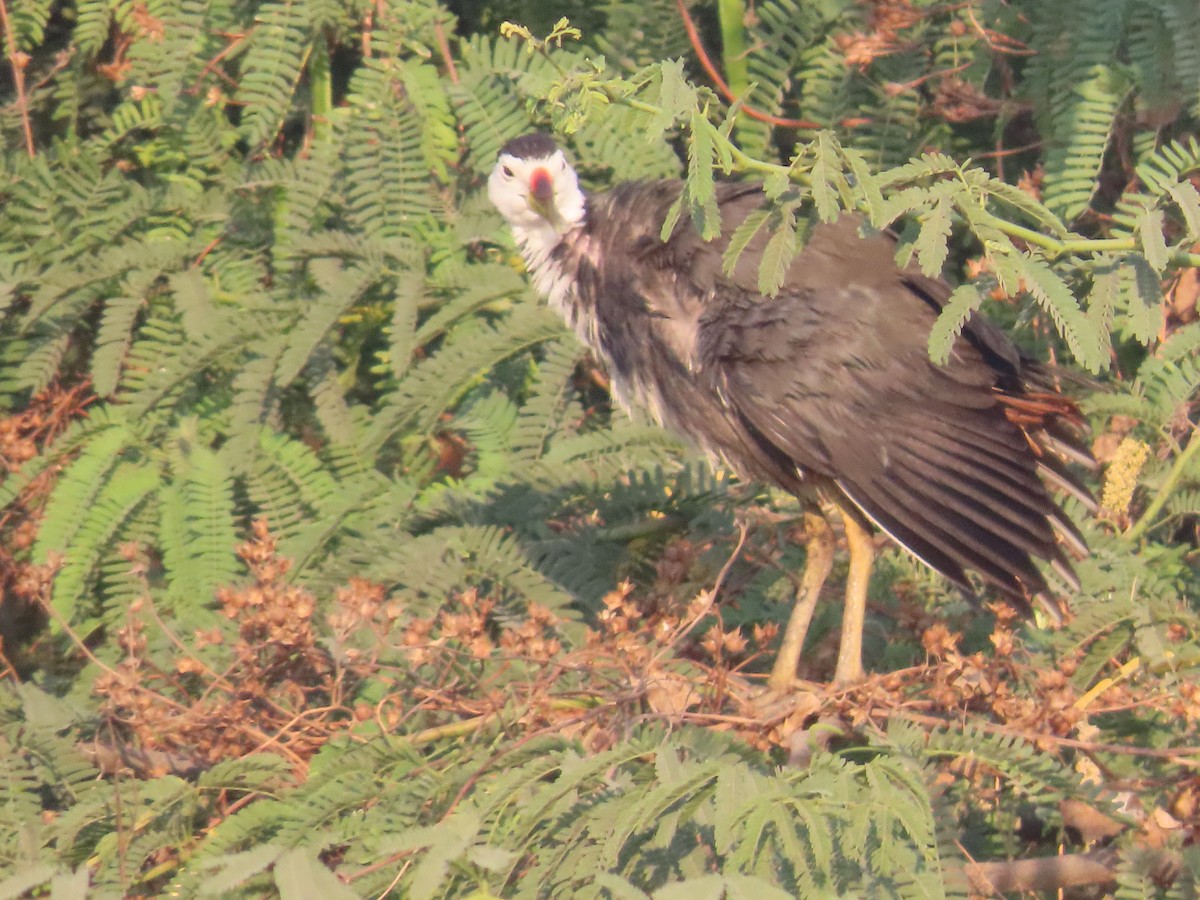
xmin=513 ymin=222 xmax=604 ymax=355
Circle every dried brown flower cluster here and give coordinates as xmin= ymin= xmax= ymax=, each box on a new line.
xmin=915 ymin=605 xmax=1084 ymax=740
xmin=92 ymin=522 xmax=588 ymax=770
xmin=81 ymin=519 xmax=1200 ymax=856
xmin=835 ymin=0 xmax=926 ymax=69
xmin=94 ymin=521 xmax=384 ymax=772
xmin=0 ymin=382 xmax=92 ymax=671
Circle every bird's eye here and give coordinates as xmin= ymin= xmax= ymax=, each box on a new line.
xmin=502 ymin=165 xmax=514 ymax=178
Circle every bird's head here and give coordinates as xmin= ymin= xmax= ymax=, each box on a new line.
xmin=488 ymin=133 xmax=586 ymax=236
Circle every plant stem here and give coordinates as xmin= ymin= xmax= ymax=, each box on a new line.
xmin=725 ymin=140 xmax=792 ymax=178
xmin=716 ymin=0 xmax=749 ymax=99
xmin=1000 ymin=221 xmax=1200 ymax=267
xmin=309 ymin=33 xmax=333 ymax=148
xmin=1124 ymin=426 xmax=1200 ymax=543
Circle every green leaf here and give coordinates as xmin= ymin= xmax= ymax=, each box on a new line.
xmin=388 ymin=811 xmax=482 ymax=900
xmin=1121 ymin=255 xmax=1163 ymax=343
xmin=915 ymin=188 xmax=954 ymax=277
xmin=19 ymin=682 xmax=77 ymax=730
xmin=274 ymin=259 xmax=374 ymax=389
xmin=1137 ymin=206 xmax=1169 ymax=271
xmin=686 ymin=113 xmax=722 ymax=240
xmin=758 ymin=208 xmax=797 ymax=296
xmin=466 ymin=844 xmax=518 ymax=872
xmin=762 ymin=170 xmax=789 ymax=200
xmin=389 ymin=269 xmax=424 ymax=379
xmin=1042 ymin=62 xmax=1129 ymax=220
xmin=49 ymin=866 xmax=89 ymax=900
xmin=177 ymin=443 xmax=240 ymax=598
xmin=722 ymin=873 xmax=796 ymax=900
xmin=92 ymin=289 xmax=145 ymax=398
xmin=652 ymin=875 xmax=725 ymax=900
xmin=595 ymin=873 xmax=653 ymax=899
xmin=660 ymin=193 xmax=685 ymax=242
xmin=49 ymin=460 xmax=160 ymax=624
xmin=238 ymin=0 xmax=312 ymax=147
xmin=1010 ymin=253 xmax=1106 ymax=372
xmin=1085 ymin=258 xmax=1119 ymax=338
xmin=274 ymin=848 xmax=357 ymax=900
xmin=976 ymin=174 xmax=1069 ymax=237
xmin=199 ymin=846 xmax=284 ymax=896
xmin=32 ymin=422 xmax=135 ymax=568
xmin=722 ymin=207 xmax=770 ymax=277
xmin=843 ymin=147 xmax=886 ymax=226
xmin=656 ymin=59 xmax=693 ymax=128
xmin=809 ymin=132 xmax=842 ymax=221
xmin=1167 ymin=180 xmax=1200 ymax=239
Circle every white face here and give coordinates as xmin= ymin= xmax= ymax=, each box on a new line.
xmin=488 ymin=146 xmax=586 ymax=233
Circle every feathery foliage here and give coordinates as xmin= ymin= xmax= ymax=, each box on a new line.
xmin=0 ymin=0 xmax=1198 ymax=896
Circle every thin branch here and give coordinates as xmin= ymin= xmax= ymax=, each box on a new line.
xmin=616 ymin=75 xmax=1200 ymax=271
xmin=959 ymin=1 xmax=1035 ymax=56
xmin=889 ymin=61 xmax=974 ymax=93
xmin=32 ymin=571 xmax=129 ymax=681
xmin=434 ymin=15 xmax=459 ymax=84
xmin=650 ymin=519 xmax=748 ymax=667
xmin=674 ymin=0 xmax=826 ymax=130
xmin=1000 ymin=220 xmax=1200 ymax=268
xmin=0 ymin=0 xmax=35 ymax=156
xmin=975 ymin=140 xmax=1043 ymax=159
xmin=193 ymin=30 xmax=248 ymax=93
xmin=671 ymin=3 xmax=1200 ymax=273
xmin=716 ymin=0 xmax=749 ymax=98
xmin=308 ymin=34 xmax=333 ymax=148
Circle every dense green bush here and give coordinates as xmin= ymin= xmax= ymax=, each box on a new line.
xmin=1 ymin=0 xmax=1198 ymax=895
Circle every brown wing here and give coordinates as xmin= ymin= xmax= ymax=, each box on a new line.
xmin=575 ymin=184 xmax=1088 ymax=603
xmin=691 ymin=214 xmax=1085 ymax=603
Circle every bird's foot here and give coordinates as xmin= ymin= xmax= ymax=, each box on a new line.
xmin=741 ymin=675 xmax=823 ymax=724
xmin=831 ymin=657 xmax=866 ymax=687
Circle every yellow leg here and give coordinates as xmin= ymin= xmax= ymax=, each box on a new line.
xmin=768 ymin=507 xmax=835 ymax=692
xmin=830 ymin=496 xmax=875 ymax=686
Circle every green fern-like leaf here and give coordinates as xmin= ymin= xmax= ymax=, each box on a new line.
xmin=1157 ymin=0 xmax=1200 ymax=118
xmin=368 ymin=301 xmax=566 ymax=451
xmin=43 ymin=459 xmax=160 ymax=626
xmin=1030 ymin=0 xmax=1132 ymax=220
xmin=453 ymin=35 xmax=577 ymax=164
xmin=169 ymin=443 xmax=240 ymax=602
xmin=237 ymin=0 xmax=313 ymax=147
xmin=927 ymin=283 xmax=986 ymax=364
xmin=342 ymin=56 xmax=443 ymax=240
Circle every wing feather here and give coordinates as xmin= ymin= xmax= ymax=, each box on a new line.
xmin=840 ymin=475 xmax=1044 ymax=605
xmin=891 ymin=445 xmax=1057 ymax=550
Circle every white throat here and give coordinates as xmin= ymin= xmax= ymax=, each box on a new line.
xmin=511 ymin=214 xmax=586 ymax=324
